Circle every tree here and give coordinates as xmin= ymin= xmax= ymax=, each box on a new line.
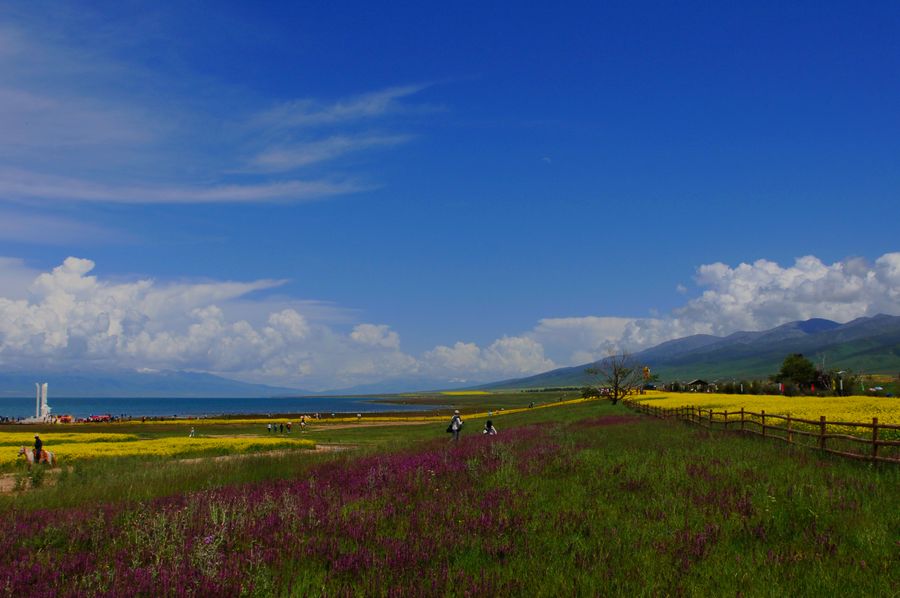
xmin=581 ymin=386 xmax=601 ymax=398
xmin=773 ymin=353 xmax=817 ymax=387
xmin=585 ymin=352 xmax=644 ymax=405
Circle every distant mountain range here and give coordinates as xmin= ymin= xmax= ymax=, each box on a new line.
xmin=483 ymin=314 xmax=900 ymax=389
xmin=0 ymin=370 xmax=304 ymax=398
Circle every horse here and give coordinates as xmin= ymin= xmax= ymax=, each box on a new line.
xmin=17 ymin=446 xmax=55 ymax=467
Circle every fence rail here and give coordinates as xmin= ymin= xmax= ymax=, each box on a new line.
xmin=623 ymin=400 xmax=900 ymax=464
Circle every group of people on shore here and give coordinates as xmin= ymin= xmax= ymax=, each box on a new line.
xmin=264 ymin=415 xmax=309 ymax=434
xmin=447 ymin=410 xmax=497 ymax=441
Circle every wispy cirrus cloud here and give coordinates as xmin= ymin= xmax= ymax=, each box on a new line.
xmin=0 ymin=168 xmax=365 ymax=204
xmin=0 ymin=15 xmax=430 ymax=207
xmin=252 ymin=84 xmax=430 ymax=129
xmin=248 ymin=134 xmax=413 ymax=172
xmin=0 ymin=208 xmax=125 ymax=244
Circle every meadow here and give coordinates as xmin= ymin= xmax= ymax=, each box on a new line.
xmin=0 ymin=394 xmax=897 ymax=596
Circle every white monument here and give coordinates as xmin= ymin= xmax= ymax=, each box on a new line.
xmin=35 ymin=382 xmax=51 ymax=420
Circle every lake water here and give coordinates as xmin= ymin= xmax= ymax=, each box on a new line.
xmin=0 ymin=396 xmax=439 ymax=419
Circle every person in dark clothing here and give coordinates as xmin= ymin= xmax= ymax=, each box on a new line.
xmin=448 ymin=410 xmax=463 ymax=442
xmin=33 ymin=435 xmax=43 ymax=463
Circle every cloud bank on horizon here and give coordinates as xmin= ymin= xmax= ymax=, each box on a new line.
xmin=1 ymin=253 xmax=899 ymax=390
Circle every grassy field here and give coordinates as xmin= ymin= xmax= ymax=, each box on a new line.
xmin=1 ymin=394 xmax=898 ymax=595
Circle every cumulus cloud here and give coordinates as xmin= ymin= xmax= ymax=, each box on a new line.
xmin=0 ymin=256 xmax=425 ymax=390
xmin=530 ymin=316 xmax=634 ymax=363
xmin=424 ymin=336 xmax=554 ymax=378
xmin=351 ymin=324 xmax=401 ymax=349
xmin=528 ymin=253 xmax=900 ymax=364
xmin=664 ymin=253 xmax=900 ymax=334
xmin=437 ymin=252 xmax=900 ymax=374
xmin=3 ymin=253 xmax=900 ymax=391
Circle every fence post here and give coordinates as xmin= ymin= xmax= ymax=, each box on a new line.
xmin=724 ymin=409 xmax=728 ymax=429
xmin=708 ymin=408 xmax=713 ymax=428
xmin=761 ymin=410 xmax=766 ymax=438
xmin=872 ymin=417 xmax=879 ymax=460
xmin=740 ymin=408 xmax=745 ymax=433
xmin=819 ymin=416 xmax=826 ymax=451
xmin=787 ymin=413 xmax=792 ymax=444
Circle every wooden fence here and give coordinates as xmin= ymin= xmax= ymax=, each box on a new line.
xmin=623 ymin=400 xmax=900 ymax=464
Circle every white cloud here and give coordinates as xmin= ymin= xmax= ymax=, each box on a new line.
xmin=537 ymin=253 xmax=900 ymax=362
xmin=0 ymin=256 xmax=421 ymax=390
xmin=531 ymin=316 xmax=634 ymax=363
xmin=351 ymin=324 xmax=400 ymax=349
xmin=424 ymin=341 xmax=482 ymax=372
xmin=424 ymin=336 xmax=554 ymax=377
xmin=482 ymin=336 xmax=555 ymax=375
xmin=0 ymin=209 xmax=123 ymax=244
xmin=249 ymin=134 xmax=413 ymax=172
xmin=0 ymin=168 xmax=364 ymax=204
xmin=252 ymin=84 xmax=429 ymax=129
xmin=670 ymin=253 xmax=900 ymax=334
xmin=0 ymin=17 xmax=429 ymax=207
xmin=432 ymin=253 xmax=900 ymax=375
xmin=3 ymin=253 xmax=900 ymax=391
xmin=0 ymin=256 xmax=39 ymax=300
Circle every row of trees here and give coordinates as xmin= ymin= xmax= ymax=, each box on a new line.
xmin=581 ymin=352 xmax=894 ymax=400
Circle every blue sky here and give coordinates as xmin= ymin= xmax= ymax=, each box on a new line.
xmin=1 ymin=1 xmax=899 ymax=390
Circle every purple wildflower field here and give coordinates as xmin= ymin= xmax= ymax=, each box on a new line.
xmin=1 ymin=428 xmax=551 ymax=596
xmin=1 ymin=413 xmax=897 ymax=597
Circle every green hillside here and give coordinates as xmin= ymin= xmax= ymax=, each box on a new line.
xmin=484 ymin=314 xmax=900 ymax=389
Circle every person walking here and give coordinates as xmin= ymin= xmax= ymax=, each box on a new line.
xmin=448 ymin=410 xmax=463 ymax=442
xmin=189 ymin=427 xmax=195 ymax=438
xmin=482 ymin=420 xmax=498 ymax=435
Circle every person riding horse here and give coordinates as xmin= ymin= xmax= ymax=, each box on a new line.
xmin=33 ymin=434 xmax=43 ymax=464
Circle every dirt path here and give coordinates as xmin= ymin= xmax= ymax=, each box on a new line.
xmin=0 ymin=443 xmax=355 ymax=494
xmin=304 ymin=420 xmax=434 ymax=431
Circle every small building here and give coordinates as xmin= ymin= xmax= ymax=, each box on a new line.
xmin=687 ymin=379 xmax=709 ymax=391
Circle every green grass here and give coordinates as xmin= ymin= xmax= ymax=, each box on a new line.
xmin=2 ymin=396 xmax=898 ymax=595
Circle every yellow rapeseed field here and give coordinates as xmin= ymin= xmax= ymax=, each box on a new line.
xmin=0 ymin=432 xmax=140 ymax=446
xmin=3 ymin=436 xmax=315 ymax=468
xmin=79 ymin=396 xmax=596 ymax=426
xmin=636 ymin=392 xmax=900 ymax=426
